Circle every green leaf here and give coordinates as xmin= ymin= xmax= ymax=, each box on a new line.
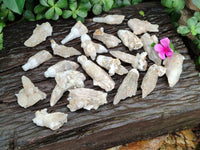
xmin=8 ymin=11 xmax=15 ymax=21
xmin=192 ymin=0 xmax=200 ymax=9
xmin=132 ymin=0 xmax=142 ymax=5
xmin=177 ymin=25 xmax=190 ymax=35
xmin=55 ymin=7 xmax=62 ymax=15
xmin=193 ymin=39 xmax=200 ymax=45
xmin=3 ymin=0 xmax=25 ymax=15
xmin=170 ymin=10 xmax=181 ymax=22
xmin=194 ymin=12 xmax=200 ymax=21
xmin=139 ymin=10 xmax=145 ymax=17
xmin=34 ymin=4 xmax=46 ymax=14
xmin=112 ymin=0 xmax=123 ymax=8
xmin=77 ymin=9 xmax=87 ymax=18
xmin=23 ymin=10 xmax=35 ymax=21
xmin=122 ymin=0 xmax=131 ymax=6
xmin=48 ymin=0 xmax=55 ymax=7
xmin=187 ymin=17 xmax=198 ymax=28
xmin=169 ymin=41 xmax=175 ymax=51
xmin=196 ymin=22 xmax=200 ymax=28
xmin=69 ymin=0 xmax=77 ymax=11
xmin=161 ymin=0 xmax=173 ymax=8
xmin=78 ymin=2 xmax=91 ymax=11
xmin=40 ymin=0 xmax=49 ymax=7
xmin=52 ymin=13 xmax=59 ymax=20
xmin=90 ymin=0 xmax=100 ymax=5
xmin=103 ymin=0 xmax=114 ymax=10
xmin=36 ymin=13 xmax=44 ymax=20
xmin=0 ymin=0 xmax=2 ymax=3
xmin=151 ymin=42 xmax=156 ymax=47
xmin=72 ymin=11 xmax=77 ymax=19
xmin=195 ymin=27 xmax=200 ymax=34
xmin=55 ymin=0 xmax=68 ymax=9
xmin=62 ymin=10 xmax=72 ymax=19
xmin=0 ymin=32 xmax=3 ymax=43
xmin=25 ymin=0 xmax=35 ymax=11
xmin=0 ymin=22 xmax=5 ymax=33
xmin=92 ymin=4 xmax=102 ymax=15
xmin=76 ymin=16 xmax=84 ymax=22
xmin=173 ymin=0 xmax=185 ymax=10
xmin=45 ymin=7 xmax=54 ymax=19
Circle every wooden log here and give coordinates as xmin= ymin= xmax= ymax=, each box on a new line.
xmin=0 ymin=2 xmax=200 ymax=150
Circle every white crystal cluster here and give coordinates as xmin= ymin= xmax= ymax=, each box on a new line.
xmin=17 ymin=15 xmax=184 ymax=131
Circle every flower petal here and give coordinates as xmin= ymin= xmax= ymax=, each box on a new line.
xmin=160 ymin=37 xmax=170 ymax=48
xmin=158 ymin=52 xmax=165 ymax=60
xmin=166 ymin=48 xmax=173 ymax=58
xmin=154 ymin=44 xmax=164 ymax=52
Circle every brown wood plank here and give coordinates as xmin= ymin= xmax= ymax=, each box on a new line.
xmin=0 ymin=2 xmax=200 ymax=150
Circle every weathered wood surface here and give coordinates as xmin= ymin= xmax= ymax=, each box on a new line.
xmin=0 ymin=2 xmax=200 ymax=150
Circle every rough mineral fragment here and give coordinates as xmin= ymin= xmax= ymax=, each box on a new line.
xmin=22 ymin=50 xmax=52 ymax=71
xmin=163 ymin=53 xmax=185 ymax=87
xmin=110 ymin=51 xmax=148 ymax=71
xmin=128 ymin=18 xmax=159 ymax=35
xmin=50 ymin=70 xmax=86 ymax=106
xmin=51 ymin=40 xmax=81 ymax=58
xmin=24 ymin=22 xmax=53 ymax=47
xmin=77 ymin=55 xmax=115 ymax=91
xmin=113 ymin=69 xmax=139 ymax=105
xmin=61 ymin=21 xmax=88 ymax=44
xmin=67 ymin=88 xmax=107 ymax=112
xmin=93 ymin=27 xmax=121 ymax=48
xmin=117 ymin=30 xmax=143 ymax=50
xmin=44 ymin=60 xmax=79 ymax=78
xmin=93 ymin=15 xmax=125 ymax=24
xmin=141 ymin=33 xmax=161 ymax=65
xmin=96 ymin=55 xmax=128 ymax=76
xmin=32 ymin=108 xmax=68 ymax=130
xmin=141 ymin=64 xmax=166 ymax=98
xmin=16 ymin=76 xmax=46 ymax=108
xmin=81 ymin=34 xmax=108 ymax=60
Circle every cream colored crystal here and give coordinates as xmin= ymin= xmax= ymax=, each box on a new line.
xmin=22 ymin=50 xmax=52 ymax=71
xmin=141 ymin=64 xmax=166 ymax=98
xmin=24 ymin=22 xmax=53 ymax=47
xmin=51 ymin=40 xmax=81 ymax=58
xmin=81 ymin=34 xmax=108 ymax=60
xmin=93 ymin=27 xmax=121 ymax=48
xmin=128 ymin=18 xmax=159 ymax=35
xmin=93 ymin=15 xmax=125 ymax=24
xmin=96 ymin=55 xmax=128 ymax=76
xmin=50 ymin=70 xmax=86 ymax=106
xmin=67 ymin=88 xmax=107 ymax=112
xmin=113 ymin=69 xmax=139 ymax=105
xmin=44 ymin=60 xmax=79 ymax=78
xmin=32 ymin=108 xmax=68 ymax=130
xmin=141 ymin=33 xmax=161 ymax=65
xmin=110 ymin=51 xmax=148 ymax=71
xmin=117 ymin=30 xmax=143 ymax=50
xmin=77 ymin=55 xmax=115 ymax=91
xmin=163 ymin=53 xmax=185 ymax=87
xmin=61 ymin=21 xmax=88 ymax=44
xmin=16 ymin=76 xmax=46 ymax=108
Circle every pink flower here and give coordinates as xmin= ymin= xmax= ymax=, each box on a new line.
xmin=154 ymin=37 xmax=173 ymax=60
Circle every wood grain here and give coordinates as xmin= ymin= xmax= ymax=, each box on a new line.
xmin=0 ymin=2 xmax=200 ymax=150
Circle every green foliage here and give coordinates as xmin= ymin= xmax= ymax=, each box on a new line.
xmin=3 ymin=0 xmax=25 ymax=15
xmin=161 ymin=0 xmax=185 ymax=10
xmin=139 ymin=10 xmax=144 ymax=17
xmin=0 ymin=0 xmax=144 ymax=50
xmin=177 ymin=25 xmax=190 ymax=36
xmin=192 ymin=0 xmax=200 ymax=9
